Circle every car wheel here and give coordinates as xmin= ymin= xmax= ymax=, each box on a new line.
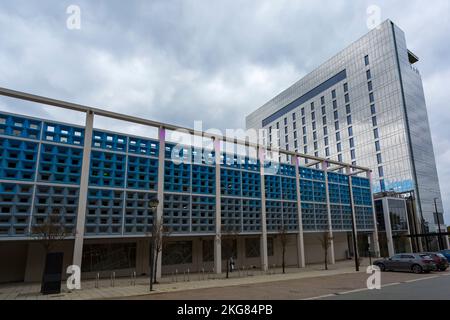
xmin=412 ymin=264 xmax=423 ymax=274
xmin=376 ymin=263 xmax=386 ymax=272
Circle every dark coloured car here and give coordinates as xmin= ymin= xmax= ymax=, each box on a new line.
xmin=422 ymin=252 xmax=448 ymax=271
xmin=374 ymin=253 xmax=436 ymax=274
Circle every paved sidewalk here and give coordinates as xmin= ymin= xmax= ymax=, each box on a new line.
xmin=0 ymin=259 xmax=369 ymax=300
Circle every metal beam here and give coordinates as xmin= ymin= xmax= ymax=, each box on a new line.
xmin=0 ymin=86 xmax=371 ymax=173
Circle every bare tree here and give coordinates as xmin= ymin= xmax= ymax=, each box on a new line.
xmin=31 ymin=210 xmax=73 ymax=293
xmin=31 ymin=210 xmax=72 ymax=256
xmin=278 ymin=225 xmax=289 ymax=274
xmin=318 ymin=228 xmax=333 ymax=271
xmin=150 ymin=217 xmax=172 ymax=283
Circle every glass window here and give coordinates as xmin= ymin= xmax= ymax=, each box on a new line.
xmin=333 ymin=100 xmax=337 ymax=109
xmin=372 ymin=116 xmax=377 ymax=127
xmin=369 ymin=92 xmax=374 ymax=103
xmin=348 ymin=126 xmax=353 ymax=136
xmin=323 ymin=126 xmax=328 ymax=136
xmin=337 ymin=142 xmax=342 ymax=152
xmin=334 ymin=110 xmax=338 ymax=120
xmin=292 ymin=113 xmax=296 ymax=121
xmin=374 ymin=128 xmax=379 ymax=139
xmin=332 ymin=90 xmax=336 ymax=99
xmin=276 ymin=122 xmax=279 ymax=129
xmin=293 ymin=131 xmax=297 ymax=139
xmin=293 ymin=122 xmax=296 ymax=130
xmin=314 ymin=151 xmax=319 ymax=157
xmin=376 ymin=153 xmax=382 ymax=164
xmin=344 ymin=93 xmax=349 ymax=103
xmin=301 ymin=108 xmax=305 ymax=116
xmin=378 ymin=166 xmax=384 ymax=177
xmin=285 ymin=127 xmax=288 ymax=134
xmin=334 ymin=121 xmax=339 ymax=130
xmin=313 ymin=131 xmax=317 ymax=140
xmin=322 ymin=116 xmax=327 ymax=125
xmin=366 ymin=69 xmax=372 ymax=80
xmin=311 ymin=111 xmax=315 ymax=120
xmin=336 ymin=131 xmax=341 ymax=141
xmin=324 ymin=137 xmax=329 ymax=146
xmin=338 ymin=153 xmax=343 ymax=162
xmin=311 ymin=102 xmax=315 ymax=111
xmin=350 ymin=149 xmax=356 ymax=160
xmin=294 ymin=140 xmax=298 ymax=148
xmin=347 ymin=115 xmax=352 ymax=125
xmin=325 ymin=147 xmax=330 ymax=157
xmin=284 ymin=117 xmax=287 ymax=125
xmin=349 ymin=137 xmax=354 ymax=148
xmin=314 ymin=141 xmax=318 ymax=150
xmin=346 ymin=104 xmax=351 ymax=114
xmin=312 ymin=122 xmax=316 ymax=130
xmin=302 ymin=117 xmax=306 ymax=125
xmin=370 ymin=104 xmax=376 ymax=115
xmin=303 ymin=136 xmax=307 ymax=144
xmin=245 ymin=238 xmax=261 ymax=258
xmin=343 ymin=83 xmax=348 ymax=92
xmin=302 ymin=126 xmax=306 ymax=135
xmin=368 ymin=81 xmax=373 ymax=92
xmin=303 ymin=146 xmax=307 ymax=154
xmin=322 ymin=105 xmax=326 ymax=115
xmin=375 ymin=140 xmax=381 ymax=151
xmin=364 ymin=55 xmax=370 ymax=66
xmin=321 ymin=96 xmax=325 ymax=105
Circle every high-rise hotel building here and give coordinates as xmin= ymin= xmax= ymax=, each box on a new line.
xmin=246 ymin=20 xmax=445 ymax=238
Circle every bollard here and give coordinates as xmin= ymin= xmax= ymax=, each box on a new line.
xmin=111 ymin=271 xmax=115 ymax=287
xmin=95 ymin=272 xmax=99 ymax=288
xmin=201 ymin=268 xmax=205 ymax=281
xmin=175 ymin=269 xmax=178 ymax=282
xmin=187 ymin=268 xmax=190 ymax=282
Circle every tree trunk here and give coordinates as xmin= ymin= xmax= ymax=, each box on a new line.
xmin=282 ymin=248 xmax=286 ymax=274
xmin=324 ymin=248 xmax=328 ymax=270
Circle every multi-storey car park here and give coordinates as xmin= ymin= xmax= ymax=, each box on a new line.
xmin=246 ymin=20 xmax=448 ymax=254
xmin=0 ymin=87 xmax=377 ymax=283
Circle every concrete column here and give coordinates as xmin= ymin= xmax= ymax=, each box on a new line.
xmin=367 ymin=171 xmax=381 ymax=257
xmin=346 ymin=167 xmax=360 ymax=262
xmin=292 ymin=156 xmax=305 ymax=268
xmin=322 ymin=161 xmax=335 ymax=265
xmin=445 ymin=236 xmax=450 ymax=250
xmin=213 ymin=138 xmax=222 ymax=274
xmin=155 ymin=127 xmax=166 ymax=279
xmin=383 ymin=197 xmax=395 ymax=257
xmin=72 ymin=110 xmax=94 ymax=270
xmin=258 ymin=147 xmax=268 ymax=272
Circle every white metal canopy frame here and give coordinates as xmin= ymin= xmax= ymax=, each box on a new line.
xmin=0 ymin=86 xmax=379 ymax=275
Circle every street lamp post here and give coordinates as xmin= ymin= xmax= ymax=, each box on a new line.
xmin=148 ymin=197 xmax=159 ymax=292
xmin=434 ymin=198 xmax=443 ymax=251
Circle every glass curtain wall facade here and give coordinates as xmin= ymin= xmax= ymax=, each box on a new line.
xmin=246 ymin=20 xmax=444 ymax=246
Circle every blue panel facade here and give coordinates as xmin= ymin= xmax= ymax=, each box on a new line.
xmin=0 ymin=111 xmax=375 ymax=240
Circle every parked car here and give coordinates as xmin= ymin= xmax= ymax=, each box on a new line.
xmin=423 ymin=252 xmax=449 ymax=271
xmin=439 ymin=250 xmax=450 ymax=262
xmin=374 ymin=253 xmax=436 ymax=274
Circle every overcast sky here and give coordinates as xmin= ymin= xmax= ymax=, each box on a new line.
xmin=1 ymin=1 xmax=449 ymax=221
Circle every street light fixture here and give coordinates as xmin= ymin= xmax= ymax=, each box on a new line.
xmin=148 ymin=197 xmax=159 ymax=291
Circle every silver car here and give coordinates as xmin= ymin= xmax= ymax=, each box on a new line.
xmin=374 ymin=253 xmax=436 ymax=274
